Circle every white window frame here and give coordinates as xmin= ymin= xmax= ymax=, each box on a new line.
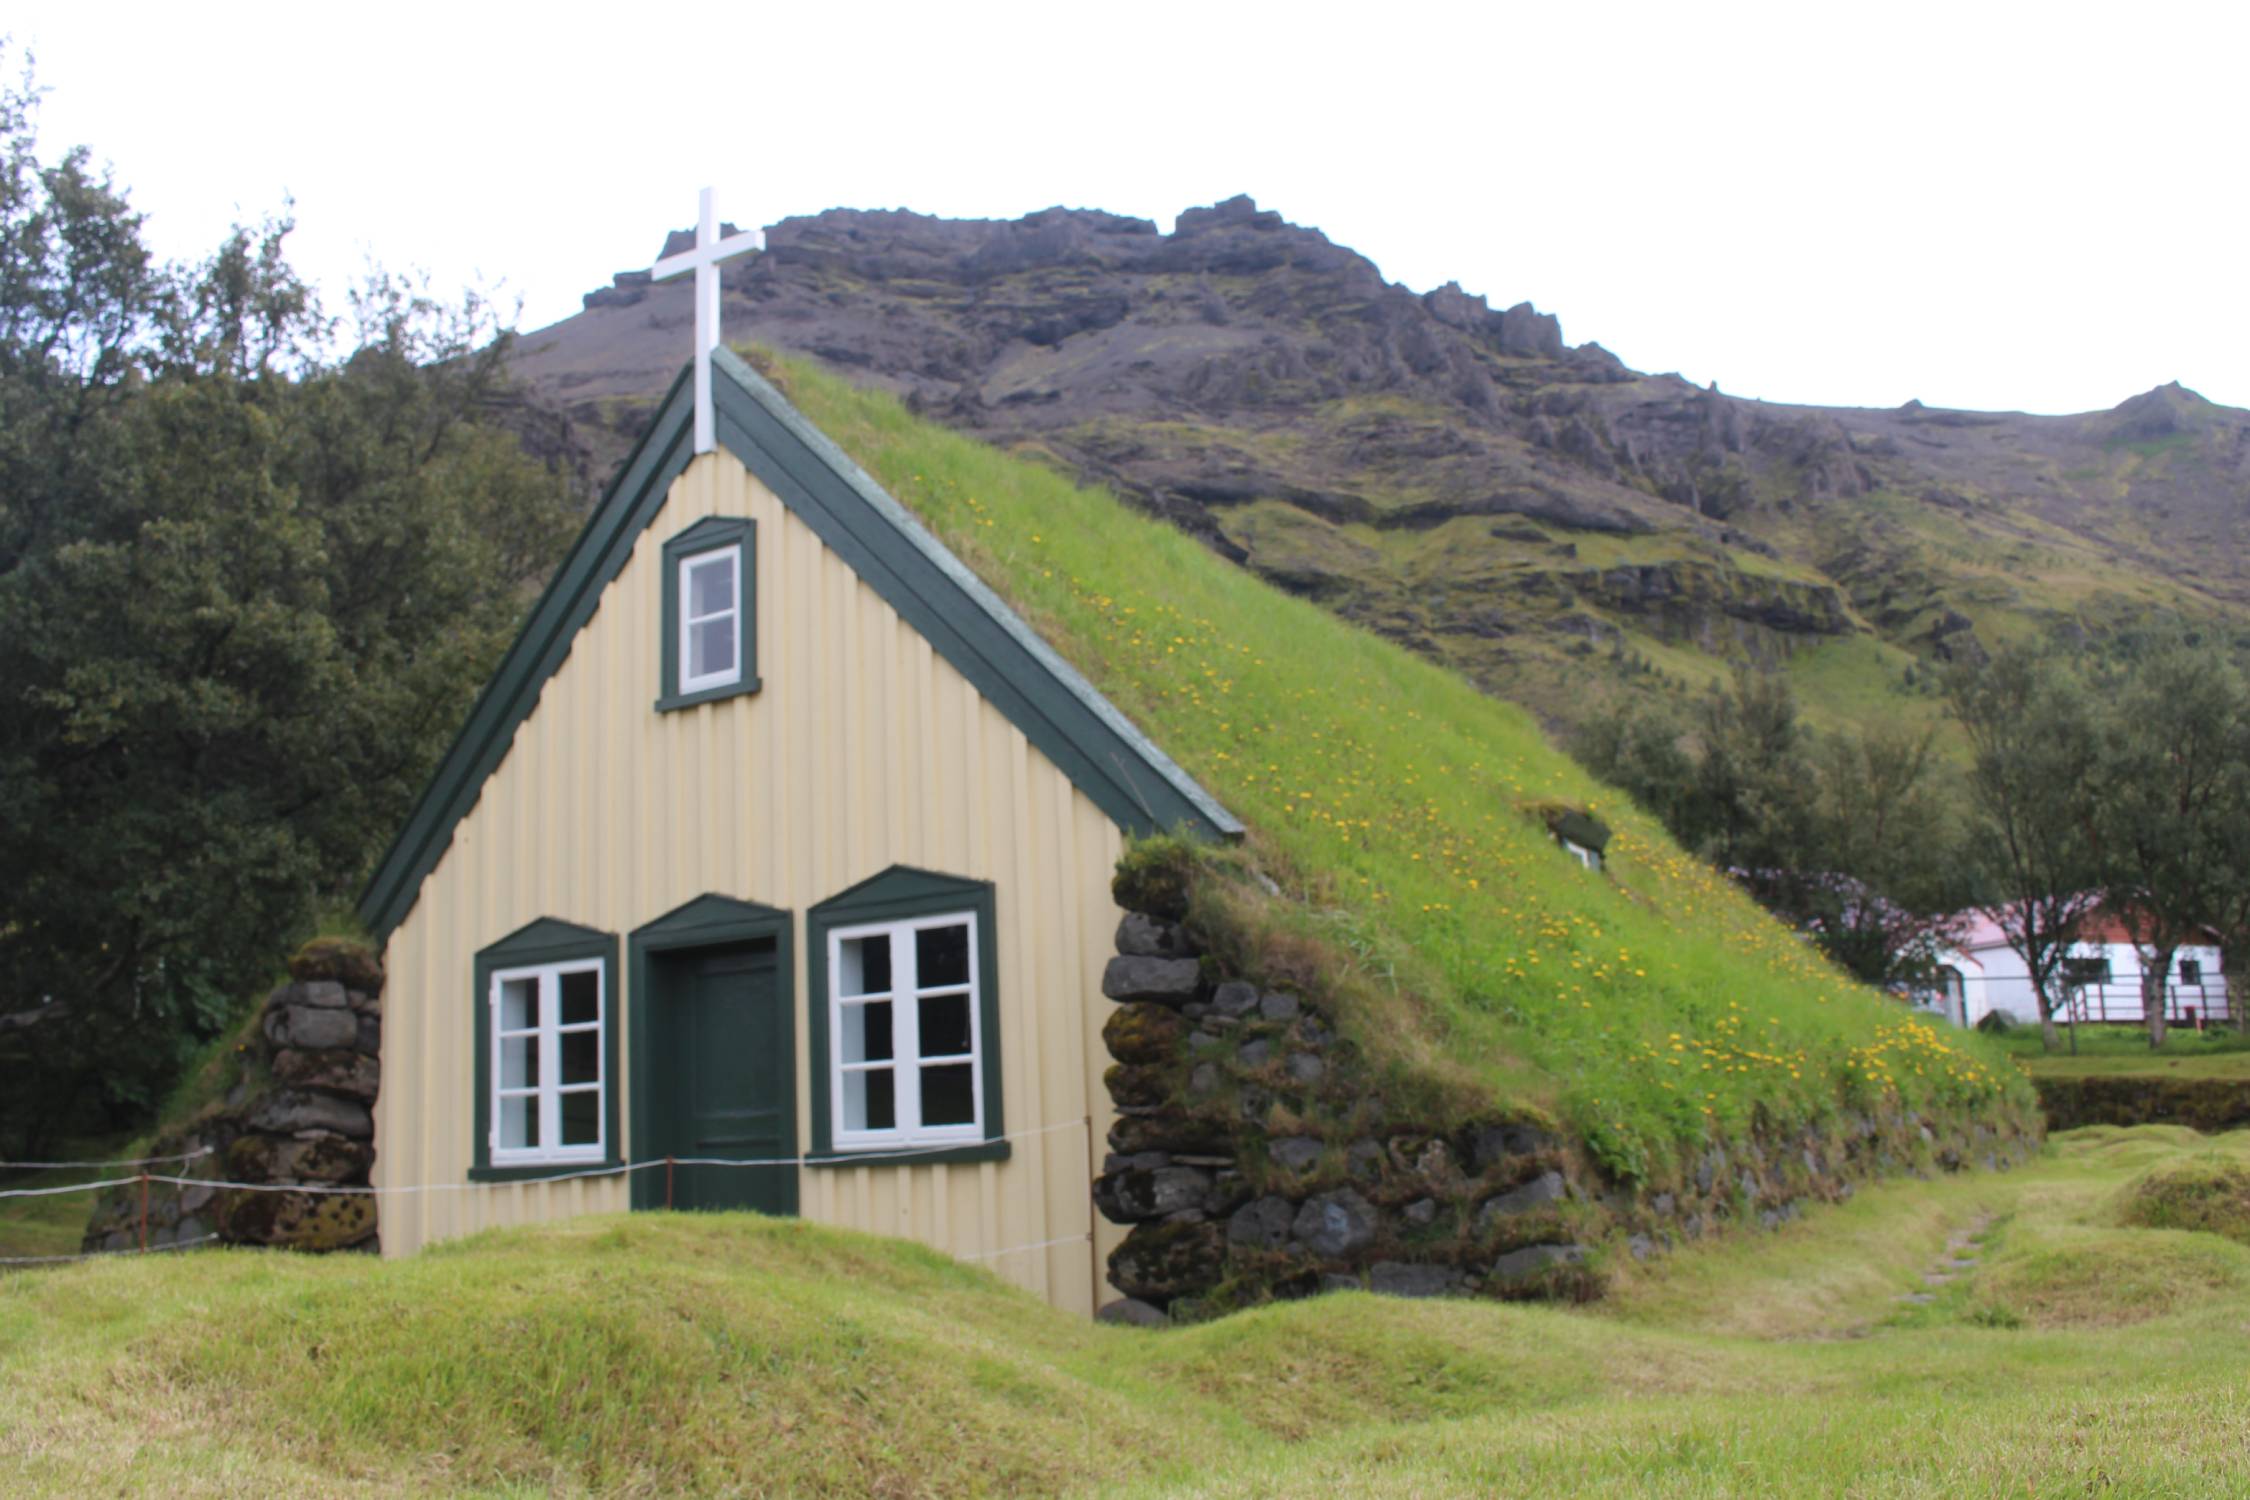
xmin=487 ymin=958 xmax=606 ymax=1167
xmin=677 ymin=544 xmax=743 ymax=694
xmin=826 ymin=912 xmax=985 ymax=1151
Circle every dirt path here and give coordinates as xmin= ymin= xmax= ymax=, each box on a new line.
xmin=1894 ymin=1211 xmax=1994 ymax=1306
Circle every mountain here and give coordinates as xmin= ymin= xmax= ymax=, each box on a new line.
xmin=510 ymin=195 xmax=2250 ymax=735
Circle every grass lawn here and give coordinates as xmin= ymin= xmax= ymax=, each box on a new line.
xmin=1994 ymin=1025 xmax=2250 ymax=1079
xmin=0 ymin=1161 xmax=127 ymax=1263
xmin=0 ymin=1124 xmax=164 ymax=1262
xmin=4 ymin=1125 xmax=2249 ymax=1496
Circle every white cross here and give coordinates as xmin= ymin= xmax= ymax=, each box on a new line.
xmin=651 ymin=187 xmax=765 ymax=454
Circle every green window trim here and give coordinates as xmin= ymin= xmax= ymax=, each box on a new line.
xmin=470 ymin=917 xmax=622 ymax=1180
xmin=805 ymin=866 xmax=1009 ymax=1167
xmin=626 ymin=893 xmax=798 ymax=1211
xmin=657 ymin=514 xmax=760 ymax=712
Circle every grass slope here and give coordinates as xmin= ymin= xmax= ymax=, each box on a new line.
xmin=762 ymin=353 xmax=2028 ymax=1179
xmin=6 ymin=1128 xmax=2250 ymax=1496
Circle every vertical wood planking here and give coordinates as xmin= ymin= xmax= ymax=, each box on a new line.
xmin=374 ymin=451 xmax=1133 ymax=1310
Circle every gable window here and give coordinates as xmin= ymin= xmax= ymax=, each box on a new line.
xmin=2181 ymin=958 xmax=2204 ymax=986
xmin=471 ymin=918 xmax=620 ymax=1180
xmin=808 ymin=867 xmax=1008 ymax=1164
xmin=679 ymin=547 xmax=741 ymax=692
xmin=657 ymin=516 xmax=759 ymax=711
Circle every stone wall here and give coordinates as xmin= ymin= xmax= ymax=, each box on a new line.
xmin=81 ymin=939 xmax=383 ymax=1254
xmin=1091 ymin=851 xmax=2042 ymax=1325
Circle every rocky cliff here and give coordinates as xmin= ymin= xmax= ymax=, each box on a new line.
xmin=510 ymin=197 xmax=2250 ymax=733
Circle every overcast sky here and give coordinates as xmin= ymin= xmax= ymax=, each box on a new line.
xmin=16 ymin=2 xmax=2246 ymax=414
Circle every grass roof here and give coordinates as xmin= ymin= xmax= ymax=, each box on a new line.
xmin=764 ymin=353 xmax=2030 ymax=1181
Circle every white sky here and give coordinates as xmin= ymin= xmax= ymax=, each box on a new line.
xmin=16 ymin=1 xmax=2248 ymax=414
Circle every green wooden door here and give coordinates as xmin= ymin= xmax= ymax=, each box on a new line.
xmin=651 ymin=941 xmax=797 ymax=1214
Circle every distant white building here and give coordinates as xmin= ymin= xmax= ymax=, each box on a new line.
xmin=1935 ymin=908 xmax=2231 ymax=1028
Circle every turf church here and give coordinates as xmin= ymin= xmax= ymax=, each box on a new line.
xmin=359 ymin=195 xmax=1238 ymax=1314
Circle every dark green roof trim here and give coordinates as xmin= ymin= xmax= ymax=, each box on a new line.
xmin=705 ymin=349 xmax=1240 ymax=846
xmin=358 ymin=364 xmax=698 ymax=939
xmin=358 ymin=351 xmax=1240 ymax=940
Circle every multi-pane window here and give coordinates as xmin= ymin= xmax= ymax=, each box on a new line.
xmin=2181 ymin=958 xmax=2204 ymax=986
xmin=678 ymin=546 xmax=742 ymax=693
xmin=489 ymin=960 xmax=606 ymax=1164
xmin=829 ymin=914 xmax=983 ymax=1147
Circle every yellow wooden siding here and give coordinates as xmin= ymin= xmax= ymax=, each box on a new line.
xmin=374 ymin=449 xmax=1127 ymax=1314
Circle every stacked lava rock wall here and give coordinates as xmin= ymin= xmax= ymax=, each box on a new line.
xmin=1091 ymin=846 xmax=2041 ymax=1325
xmin=81 ymin=939 xmax=383 ymax=1254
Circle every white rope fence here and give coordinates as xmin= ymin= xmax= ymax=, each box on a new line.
xmin=0 ymin=1147 xmax=213 ymax=1171
xmin=0 ymin=1120 xmax=1099 ymax=1272
xmin=0 ymin=1234 xmax=221 ymax=1268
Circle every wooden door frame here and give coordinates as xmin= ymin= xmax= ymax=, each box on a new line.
xmin=626 ymin=893 xmax=796 ymax=1212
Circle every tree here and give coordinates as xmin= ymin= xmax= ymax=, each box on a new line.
xmin=1686 ymin=667 xmax=1813 ymax=874
xmin=2204 ymin=707 xmax=2250 ymax=1035
xmin=1580 ymin=668 xmax=1975 ymax=990
xmin=1947 ymin=645 xmax=2103 ymax=1051
xmin=2089 ymin=631 xmax=2249 ymax=1049
xmin=0 ymin=68 xmax=579 ymax=1153
xmin=1785 ymin=726 xmax=1976 ymax=992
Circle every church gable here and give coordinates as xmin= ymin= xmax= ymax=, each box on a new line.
xmin=358 ymin=349 xmax=1237 ymax=940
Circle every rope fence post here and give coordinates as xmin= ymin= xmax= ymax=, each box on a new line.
xmin=137 ymin=1171 xmax=149 ymax=1253
xmin=665 ymin=1155 xmax=675 ymax=1211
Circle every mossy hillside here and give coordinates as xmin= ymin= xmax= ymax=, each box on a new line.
xmin=11 ymin=1128 xmax=2250 ymax=1497
xmin=762 ymin=353 xmax=2032 ymax=1184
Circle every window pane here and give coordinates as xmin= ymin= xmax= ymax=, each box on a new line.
xmin=919 ymin=992 xmax=972 ymax=1058
xmin=498 ymin=1093 xmax=538 ymax=1150
xmin=838 ymin=934 xmax=891 ymax=997
xmin=843 ymin=1066 xmax=896 ymax=1132
xmin=560 ymin=1029 xmax=599 ymax=1086
xmin=559 ymin=1088 xmax=600 ymax=1147
xmin=917 ymin=922 xmax=970 ymax=989
xmin=500 ymin=1034 xmax=538 ymax=1090
xmin=922 ymin=1064 xmax=975 ymax=1127
xmin=688 ymin=554 xmax=735 ymax=617
xmin=841 ymin=1000 xmax=892 ymax=1064
xmin=560 ymin=969 xmax=598 ymax=1026
xmin=499 ymin=976 xmax=536 ymax=1032
xmin=691 ymin=618 xmax=736 ymax=680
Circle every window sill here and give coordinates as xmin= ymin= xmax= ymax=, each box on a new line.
xmin=470 ymin=1159 xmax=623 ymax=1183
xmin=807 ymin=1139 xmax=1012 ymax=1169
xmin=655 ymin=676 xmax=762 ymax=714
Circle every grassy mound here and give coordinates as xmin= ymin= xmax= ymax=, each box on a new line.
xmin=12 ymin=1128 xmax=2250 ymax=1496
xmin=763 ymin=353 xmax=2030 ymax=1180
xmin=1979 ymin=1229 xmax=2250 ymax=1328
xmin=2116 ymin=1152 xmax=2250 ymax=1245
